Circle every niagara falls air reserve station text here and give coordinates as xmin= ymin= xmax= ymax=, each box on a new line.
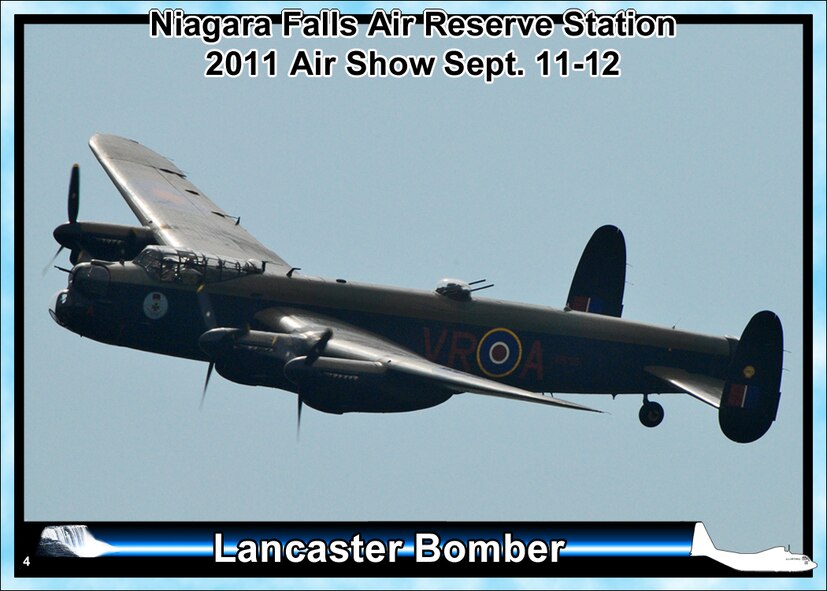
xmin=149 ymin=8 xmax=677 ymax=82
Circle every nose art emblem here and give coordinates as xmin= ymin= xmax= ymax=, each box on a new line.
xmin=143 ymin=292 xmax=169 ymax=320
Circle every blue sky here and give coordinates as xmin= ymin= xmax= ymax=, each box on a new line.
xmin=2 ymin=1 xmax=825 ymax=589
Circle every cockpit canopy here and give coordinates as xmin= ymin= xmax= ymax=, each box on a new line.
xmin=134 ymin=245 xmax=264 ymax=285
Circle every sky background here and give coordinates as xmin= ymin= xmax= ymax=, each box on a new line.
xmin=2 ymin=1 xmax=825 ymax=590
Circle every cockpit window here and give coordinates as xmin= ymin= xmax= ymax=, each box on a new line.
xmin=134 ymin=246 xmax=263 ymax=284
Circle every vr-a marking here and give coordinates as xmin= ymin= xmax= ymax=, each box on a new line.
xmin=422 ymin=327 xmax=543 ymax=381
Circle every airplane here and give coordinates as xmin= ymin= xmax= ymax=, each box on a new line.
xmin=690 ymin=522 xmax=816 ymax=572
xmin=48 ymin=134 xmax=785 ymax=443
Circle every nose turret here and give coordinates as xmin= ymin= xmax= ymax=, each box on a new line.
xmin=48 ymin=262 xmax=109 ymax=332
xmin=48 ymin=289 xmax=69 ymax=326
xmin=48 ymin=286 xmax=95 ymax=330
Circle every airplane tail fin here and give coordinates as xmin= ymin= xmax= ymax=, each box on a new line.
xmin=719 ymin=311 xmax=784 ymax=443
xmin=566 ymin=225 xmax=626 ymax=317
xmin=690 ymin=522 xmax=717 ymax=557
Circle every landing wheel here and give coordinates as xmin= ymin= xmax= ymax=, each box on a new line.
xmin=639 ymin=401 xmax=664 ymax=428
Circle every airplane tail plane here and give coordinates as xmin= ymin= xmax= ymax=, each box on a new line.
xmin=566 ymin=225 xmax=626 ymax=317
xmin=645 ymin=310 xmax=784 ymax=442
xmin=719 ymin=311 xmax=783 ymax=443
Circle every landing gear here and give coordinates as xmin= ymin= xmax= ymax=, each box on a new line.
xmin=639 ymin=395 xmax=664 ymax=428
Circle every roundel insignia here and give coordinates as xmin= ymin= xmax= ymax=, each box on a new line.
xmin=143 ymin=291 xmax=168 ymax=320
xmin=476 ymin=328 xmax=522 ymax=378
xmin=743 ymin=365 xmax=756 ymax=379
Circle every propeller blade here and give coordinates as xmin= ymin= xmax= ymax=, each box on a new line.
xmin=68 ymin=164 xmax=79 ymax=224
xmin=70 ymin=248 xmax=90 ymax=266
xmin=41 ymin=246 xmax=65 ymax=276
xmin=200 ymin=361 xmax=214 ymax=410
xmin=296 ymin=393 xmax=303 ymax=442
xmin=196 ymin=283 xmax=217 ymax=330
xmin=120 ymin=229 xmax=136 ymax=263
xmin=305 ymin=329 xmax=333 ymax=365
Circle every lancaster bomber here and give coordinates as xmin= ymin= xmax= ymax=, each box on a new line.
xmin=48 ymin=134 xmax=784 ymax=442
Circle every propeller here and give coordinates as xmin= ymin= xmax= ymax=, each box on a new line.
xmin=42 ymin=165 xmax=80 ymax=276
xmin=201 ymin=362 xmax=214 ymax=411
xmin=296 ymin=328 xmax=332 ymax=441
xmin=297 ymin=391 xmax=303 ymax=442
xmin=68 ymin=163 xmax=79 ymax=224
xmin=42 ymin=246 xmax=66 ymax=276
xmin=198 ymin=327 xmax=246 ymax=408
xmin=197 ymin=282 xmax=219 ymax=409
xmin=196 ymin=282 xmax=217 ymax=330
xmin=195 ymin=282 xmax=250 ymax=409
xmin=305 ymin=329 xmax=333 ymax=365
xmin=119 ymin=228 xmax=137 ymax=264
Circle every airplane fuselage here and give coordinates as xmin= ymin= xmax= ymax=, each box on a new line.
xmin=52 ymin=259 xmax=735 ymax=408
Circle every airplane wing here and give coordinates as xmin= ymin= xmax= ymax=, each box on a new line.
xmin=90 ymin=134 xmax=596 ymax=414
xmin=645 ymin=365 xmax=724 ymax=408
xmin=257 ymin=307 xmax=601 ymax=413
xmin=89 ymin=134 xmax=290 ymax=269
xmin=388 ymin=357 xmax=599 ymax=411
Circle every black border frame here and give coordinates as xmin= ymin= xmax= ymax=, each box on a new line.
xmin=13 ymin=9 xmax=814 ymax=579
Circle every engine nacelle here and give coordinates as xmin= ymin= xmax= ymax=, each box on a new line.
xmin=53 ymin=222 xmax=156 ymax=263
xmin=284 ymin=356 xmax=452 ymax=413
